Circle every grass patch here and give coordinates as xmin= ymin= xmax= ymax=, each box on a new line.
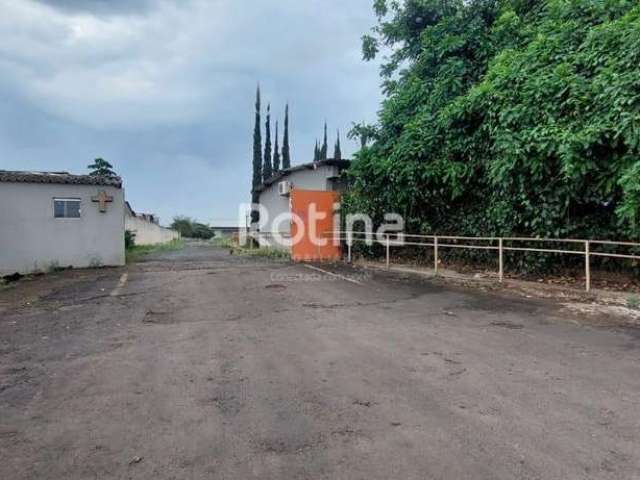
xmin=210 ymin=236 xmax=238 ymax=248
xmin=234 ymin=246 xmax=291 ymax=260
xmin=209 ymin=236 xmax=290 ymax=260
xmin=627 ymin=295 xmax=640 ymax=310
xmin=126 ymin=239 xmax=185 ymax=263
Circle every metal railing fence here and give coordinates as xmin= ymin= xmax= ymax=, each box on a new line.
xmin=328 ymin=231 xmax=640 ymax=292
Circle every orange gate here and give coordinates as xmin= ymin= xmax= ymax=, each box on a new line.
xmin=290 ymin=189 xmax=341 ymax=262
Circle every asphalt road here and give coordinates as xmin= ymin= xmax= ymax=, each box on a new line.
xmin=1 ymin=243 xmax=639 ymax=479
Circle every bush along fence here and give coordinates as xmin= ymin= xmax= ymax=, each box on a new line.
xmin=329 ymin=231 xmax=640 ymax=293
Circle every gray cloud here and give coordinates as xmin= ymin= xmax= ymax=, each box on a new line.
xmin=0 ymin=0 xmax=381 ymax=225
xmin=35 ymin=0 xmax=156 ymax=15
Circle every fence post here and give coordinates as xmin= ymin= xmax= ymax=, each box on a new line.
xmin=585 ymin=240 xmax=591 ymax=292
xmin=347 ymin=232 xmax=352 ymax=263
xmin=386 ymin=234 xmax=390 ymax=269
xmin=434 ymin=236 xmax=439 ymax=275
xmin=499 ymin=238 xmax=504 ymax=283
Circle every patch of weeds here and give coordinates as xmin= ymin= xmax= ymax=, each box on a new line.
xmin=49 ymin=263 xmax=73 ymax=274
xmin=89 ymin=257 xmax=103 ymax=268
xmin=126 ymin=239 xmax=185 ymax=263
xmin=47 ymin=260 xmax=60 ymax=273
xmin=210 ymin=236 xmax=237 ymax=248
xmin=0 ymin=273 xmax=23 ymax=291
xmin=236 ymin=247 xmax=290 ymax=260
xmin=627 ymin=295 xmax=640 ymax=310
xmin=125 ymin=229 xmax=136 ymax=249
xmin=2 ymin=273 xmax=23 ymax=284
xmin=47 ymin=261 xmax=72 ymax=273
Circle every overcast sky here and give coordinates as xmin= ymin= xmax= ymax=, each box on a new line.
xmin=0 ymin=0 xmax=382 ymax=226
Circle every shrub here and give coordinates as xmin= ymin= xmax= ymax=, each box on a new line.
xmin=125 ymin=230 xmax=136 ymax=249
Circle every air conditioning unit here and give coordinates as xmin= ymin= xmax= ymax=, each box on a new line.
xmin=278 ymin=181 xmax=292 ymax=196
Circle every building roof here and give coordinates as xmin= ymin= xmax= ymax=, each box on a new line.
xmin=0 ymin=170 xmax=123 ymax=188
xmin=256 ymin=159 xmax=351 ymax=192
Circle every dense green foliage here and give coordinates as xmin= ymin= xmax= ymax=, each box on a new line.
xmin=282 ymin=104 xmax=291 ymax=169
xmin=251 ymin=86 xmax=262 ymax=222
xmin=87 ymin=158 xmax=116 ymax=177
xmin=125 ymin=229 xmax=136 ymax=249
xmin=313 ymin=122 xmax=333 ymax=161
xmin=348 ymin=122 xmax=377 ymax=149
xmin=348 ymin=0 xmax=640 ymax=245
xmin=334 ymin=130 xmax=342 ymax=160
xmin=273 ymin=120 xmax=281 ymax=172
xmin=263 ymin=104 xmax=273 ymax=181
xmin=252 ymin=86 xmax=262 ymax=189
xmin=320 ymin=122 xmax=328 ymax=160
xmin=170 ymin=216 xmax=215 ymax=239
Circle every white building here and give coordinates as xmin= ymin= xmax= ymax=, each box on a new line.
xmin=0 ymin=170 xmax=125 ymax=275
xmin=254 ymin=159 xmax=350 ymax=242
xmin=124 ymin=202 xmax=180 ymax=246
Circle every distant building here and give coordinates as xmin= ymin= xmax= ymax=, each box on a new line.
xmin=0 ymin=170 xmax=125 ymax=275
xmin=211 ymin=226 xmax=242 ymax=238
xmin=254 ymin=159 xmax=350 ymax=246
xmin=124 ymin=202 xmax=179 ymax=246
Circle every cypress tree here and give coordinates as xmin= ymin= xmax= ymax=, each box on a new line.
xmin=273 ymin=120 xmax=281 ymax=172
xmin=320 ymin=122 xmax=328 ymax=160
xmin=251 ymin=85 xmax=262 ymax=223
xmin=282 ymin=104 xmax=291 ymax=169
xmin=313 ymin=140 xmax=319 ymax=162
xmin=263 ymin=104 xmax=272 ymax=181
xmin=334 ymin=129 xmax=342 ymax=160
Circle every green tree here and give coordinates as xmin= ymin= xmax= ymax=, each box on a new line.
xmin=124 ymin=230 xmax=136 ymax=249
xmin=347 ymin=122 xmax=377 ymax=149
xmin=87 ymin=158 xmax=116 ymax=177
xmin=313 ymin=140 xmax=320 ymax=162
xmin=282 ymin=104 xmax=291 ymax=169
xmin=320 ymin=122 xmax=328 ymax=160
xmin=251 ymin=85 xmax=262 ymax=223
xmin=170 ymin=216 xmax=215 ymax=239
xmin=191 ymin=222 xmax=215 ymax=240
xmin=334 ymin=129 xmax=342 ymax=160
xmin=273 ymin=120 xmax=281 ymax=172
xmin=171 ymin=216 xmax=195 ymax=238
xmin=263 ymin=104 xmax=272 ymax=181
xmin=347 ymin=0 xmax=640 ymax=272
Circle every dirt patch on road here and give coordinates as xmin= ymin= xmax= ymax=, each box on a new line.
xmin=354 ymin=259 xmax=640 ymax=329
xmin=0 ymin=268 xmax=124 ymax=313
xmin=561 ymin=302 xmax=640 ymax=328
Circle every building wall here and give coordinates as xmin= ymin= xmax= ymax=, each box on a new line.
xmin=258 ymin=164 xmax=341 ymax=237
xmin=0 ymin=182 xmax=125 ymax=274
xmin=213 ymin=228 xmax=241 ymax=238
xmin=125 ymin=215 xmax=180 ymax=246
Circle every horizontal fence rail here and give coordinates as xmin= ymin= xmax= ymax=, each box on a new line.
xmin=327 ymin=231 xmax=640 ymax=292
